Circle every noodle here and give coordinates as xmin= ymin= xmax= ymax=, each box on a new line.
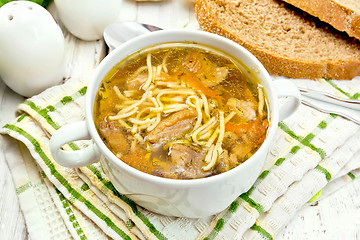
xmin=163 ymin=104 xmax=189 ymax=114
xmin=192 ymin=117 xmax=217 ymax=144
xmin=123 ymin=90 xmax=139 ymax=98
xmin=258 ymin=87 xmax=264 ymax=116
xmin=147 ymin=114 xmax=161 ymax=131
xmin=200 ymin=93 xmax=210 ymax=118
xmin=198 ymin=130 xmax=212 ymax=140
xmin=129 ymin=118 xmax=155 ymax=125
xmin=218 ymin=111 xmax=225 ymax=145
xmin=156 ymin=65 xmax=162 ymax=76
xmin=130 ymin=65 xmax=148 ymax=79
xmin=224 ymin=111 xmax=237 ymax=123
xmin=108 ymin=107 xmax=139 ymax=120
xmin=131 ymin=123 xmax=137 ymax=134
xmin=134 ymin=133 xmax=145 ymax=143
xmin=160 ymin=96 xmax=185 ymax=103
xmin=117 ymin=119 xmax=131 ymax=129
xmin=163 ymin=139 xmax=191 ymax=150
xmin=186 ymin=95 xmax=203 ymax=131
xmin=118 ymin=89 xmax=152 ymax=115
xmin=162 ymin=51 xmax=169 ymax=73
xmin=203 ymin=145 xmax=215 ymax=164
xmin=203 ymin=111 xmax=225 ymax=171
xmin=154 ymin=89 xmax=196 ymax=96
xmin=206 ymin=128 xmax=220 ymax=148
xmin=113 ymin=86 xmax=128 ymax=101
xmin=147 ymin=97 xmax=162 ymax=131
xmin=198 ymin=117 xmax=217 ymax=136
xmin=156 ymin=81 xmax=183 ymax=88
xmin=135 ymin=106 xmax=152 ymax=119
xmin=142 ymin=53 xmax=153 ymax=90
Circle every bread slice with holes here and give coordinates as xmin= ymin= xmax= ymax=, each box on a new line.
xmin=282 ymin=0 xmax=360 ymax=40
xmin=195 ymin=0 xmax=360 ymax=80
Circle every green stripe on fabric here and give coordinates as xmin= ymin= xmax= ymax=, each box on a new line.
xmin=315 ymin=165 xmax=332 ymax=182
xmin=246 ymin=186 xmax=255 ymax=195
xmin=23 ymin=86 xmax=89 ymax=131
xmin=308 ymin=189 xmax=323 ymax=203
xmin=301 ymin=133 xmax=315 ymax=145
xmin=278 ymin=122 xmax=326 ymax=159
xmin=251 ymin=223 xmax=273 ymax=240
xmin=206 ymin=200 xmax=241 ymax=239
xmin=81 ymin=183 xmax=90 ymax=192
xmin=67 ymin=142 xmax=80 ymax=151
xmin=347 ymin=172 xmax=356 ymax=180
xmin=318 ymin=121 xmax=327 ymax=129
xmin=353 ymin=93 xmax=360 ymax=99
xmin=24 ymin=100 xmax=61 ymax=130
xmin=16 ymin=179 xmax=45 ymax=195
xmin=17 ymin=114 xmax=28 ymax=122
xmin=290 ymin=145 xmax=300 ymax=154
xmin=228 ymin=200 xmax=239 ymax=213
xmin=85 ymin=165 xmax=167 ymax=240
xmin=274 ymin=158 xmax=285 ymax=166
xmin=258 ymin=170 xmax=270 ymax=179
xmin=239 ymin=193 xmax=264 ymax=214
xmin=330 ymin=113 xmax=338 ymax=118
xmin=55 ymin=188 xmax=87 ymax=240
xmin=16 ymin=182 xmax=33 ymax=195
xmin=4 ymin=124 xmax=131 ymax=240
xmin=79 ymin=86 xmax=87 ymax=96
xmin=203 ymin=226 xmax=218 ymax=239
xmin=40 ymin=171 xmax=47 ymax=178
xmin=325 ymin=79 xmax=360 ymax=99
xmin=61 ymin=96 xmax=73 ymax=105
xmin=204 ymin=200 xmax=241 ymax=240
xmin=325 ymin=79 xmax=353 ymax=98
xmin=277 ymin=122 xmax=302 ymax=141
xmin=246 ymin=170 xmax=270 ymax=195
xmin=126 ymin=220 xmax=135 ymax=230
xmin=46 ymin=105 xmax=56 ymax=112
xmin=214 ymin=219 xmax=225 ymax=231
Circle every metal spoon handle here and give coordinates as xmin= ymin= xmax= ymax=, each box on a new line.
xmin=301 ymin=95 xmax=360 ymax=125
xmin=104 ymin=22 xmax=162 ymax=51
xmin=299 ymin=88 xmax=360 ymax=111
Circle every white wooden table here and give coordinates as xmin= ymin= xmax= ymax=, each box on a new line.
xmin=1 ymin=1 xmax=360 ymax=239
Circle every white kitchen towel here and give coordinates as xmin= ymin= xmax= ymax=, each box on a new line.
xmin=2 ymin=57 xmax=360 ymax=240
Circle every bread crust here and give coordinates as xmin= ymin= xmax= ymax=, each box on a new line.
xmin=283 ymin=0 xmax=360 ymax=40
xmin=195 ymin=0 xmax=360 ymax=80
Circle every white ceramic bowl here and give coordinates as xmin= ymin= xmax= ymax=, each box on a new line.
xmin=50 ymin=30 xmax=301 ymax=218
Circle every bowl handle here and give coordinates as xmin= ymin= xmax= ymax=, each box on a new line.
xmin=273 ymin=79 xmax=301 ymax=121
xmin=50 ymin=121 xmax=100 ymax=168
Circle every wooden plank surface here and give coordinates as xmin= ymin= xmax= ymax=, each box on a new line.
xmin=0 ymin=0 xmax=359 ymax=239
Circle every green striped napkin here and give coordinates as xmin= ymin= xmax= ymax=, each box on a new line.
xmin=2 ymin=39 xmax=360 ymax=239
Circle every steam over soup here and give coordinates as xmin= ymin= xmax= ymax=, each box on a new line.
xmin=94 ymin=43 xmax=269 ymax=179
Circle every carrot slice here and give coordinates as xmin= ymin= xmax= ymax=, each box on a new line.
xmin=225 ymin=120 xmax=268 ymax=136
xmin=225 ymin=122 xmax=252 ymax=133
xmin=180 ymin=74 xmax=222 ymax=99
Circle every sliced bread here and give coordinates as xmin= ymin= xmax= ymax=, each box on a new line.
xmin=195 ymin=0 xmax=360 ymax=80
xmin=282 ymin=0 xmax=360 ymax=40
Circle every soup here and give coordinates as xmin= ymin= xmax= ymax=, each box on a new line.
xmin=94 ymin=42 xmax=269 ymax=179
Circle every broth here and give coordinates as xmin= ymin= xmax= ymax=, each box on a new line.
xmin=94 ymin=42 xmax=269 ymax=179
